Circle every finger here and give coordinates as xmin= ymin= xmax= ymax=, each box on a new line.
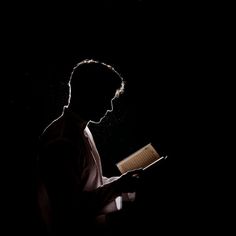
xmin=132 ymin=173 xmax=140 ymax=179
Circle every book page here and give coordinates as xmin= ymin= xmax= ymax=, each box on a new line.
xmin=116 ymin=143 xmax=164 ymax=174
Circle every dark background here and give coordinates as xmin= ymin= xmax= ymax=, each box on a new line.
xmin=2 ymin=1 xmax=231 ymax=235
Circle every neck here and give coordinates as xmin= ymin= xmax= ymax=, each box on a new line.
xmin=64 ymin=107 xmax=89 ymax=129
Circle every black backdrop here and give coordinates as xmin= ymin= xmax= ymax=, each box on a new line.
xmin=2 ymin=1 xmax=229 ymax=234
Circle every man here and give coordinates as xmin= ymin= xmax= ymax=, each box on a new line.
xmin=37 ymin=59 xmax=142 ymax=235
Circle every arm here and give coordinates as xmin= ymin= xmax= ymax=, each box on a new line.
xmin=39 ymin=139 xmax=142 ymax=227
xmin=39 ymin=140 xmax=123 ymax=216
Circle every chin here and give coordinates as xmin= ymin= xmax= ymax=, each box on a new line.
xmin=89 ymin=114 xmax=106 ymax=124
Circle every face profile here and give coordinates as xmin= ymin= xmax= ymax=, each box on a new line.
xmin=67 ymin=59 xmax=124 ymax=123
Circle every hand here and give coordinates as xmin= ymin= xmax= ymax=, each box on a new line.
xmin=115 ymin=168 xmax=143 ymax=193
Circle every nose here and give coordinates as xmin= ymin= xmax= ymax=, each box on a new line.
xmin=106 ymin=100 xmax=113 ymax=112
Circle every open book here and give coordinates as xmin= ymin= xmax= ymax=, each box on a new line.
xmin=116 ymin=143 xmax=167 ymax=174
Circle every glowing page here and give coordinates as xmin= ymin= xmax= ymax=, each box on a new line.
xmin=116 ymin=143 xmax=166 ymax=174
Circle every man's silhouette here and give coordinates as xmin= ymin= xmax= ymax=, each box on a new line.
xmin=36 ymin=59 xmax=142 ymax=235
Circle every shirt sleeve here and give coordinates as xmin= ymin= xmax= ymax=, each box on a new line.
xmin=39 ymin=139 xmax=122 ymax=222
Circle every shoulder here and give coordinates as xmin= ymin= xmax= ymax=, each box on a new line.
xmin=40 ymin=137 xmax=77 ymax=157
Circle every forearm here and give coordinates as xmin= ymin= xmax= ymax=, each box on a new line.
xmin=88 ymin=177 xmax=122 ymax=211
